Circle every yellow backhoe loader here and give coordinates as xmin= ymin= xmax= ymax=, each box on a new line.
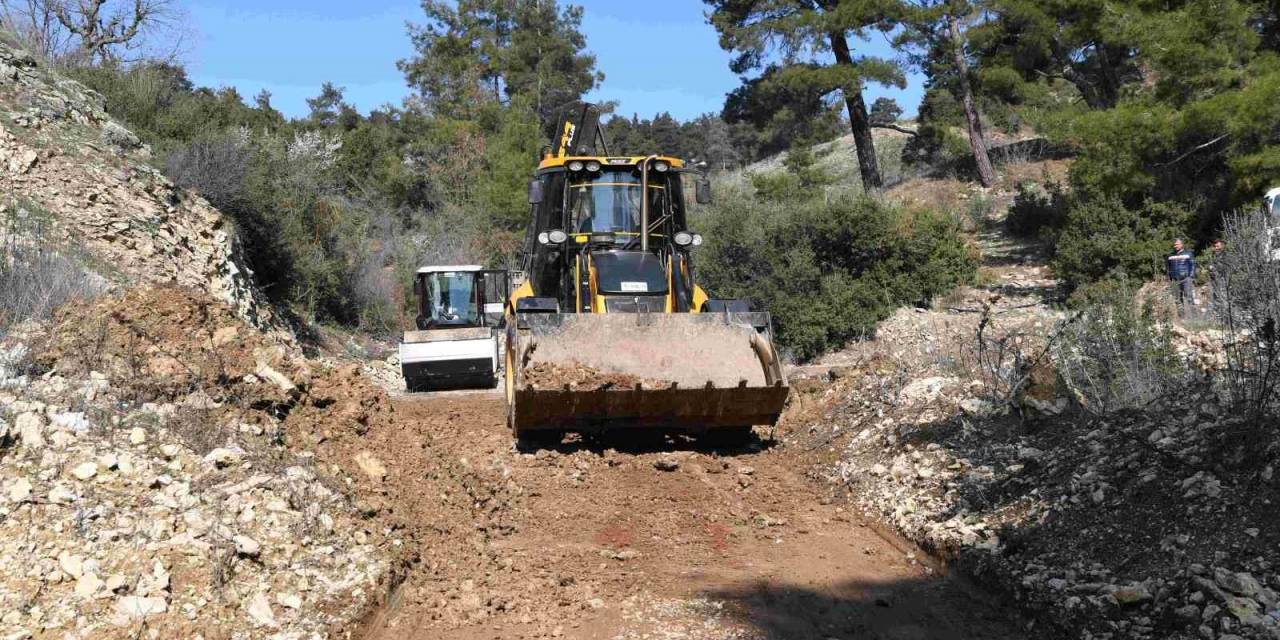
xmin=504 ymin=103 xmax=789 ymax=446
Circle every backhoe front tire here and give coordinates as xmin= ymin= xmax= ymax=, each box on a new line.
xmin=515 ymin=429 xmax=563 ymax=452
xmin=702 ymin=426 xmax=754 ymax=448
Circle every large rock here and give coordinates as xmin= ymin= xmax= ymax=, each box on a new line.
xmin=6 ymin=478 xmax=31 ymax=503
xmin=14 ymin=411 xmax=45 ymax=448
xmin=1216 ymin=568 xmax=1263 ymax=597
xmin=246 ymin=592 xmax=278 ymax=628
xmin=900 ymin=377 xmax=957 ymax=404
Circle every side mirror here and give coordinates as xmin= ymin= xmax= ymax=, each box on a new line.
xmin=695 ymin=179 xmax=712 ymax=205
xmin=528 ymin=179 xmax=544 ymax=204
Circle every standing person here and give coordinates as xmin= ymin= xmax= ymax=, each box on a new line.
xmin=1167 ymin=238 xmax=1197 ymax=316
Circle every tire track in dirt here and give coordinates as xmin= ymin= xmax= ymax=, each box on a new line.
xmin=352 ymin=392 xmax=1024 ymax=640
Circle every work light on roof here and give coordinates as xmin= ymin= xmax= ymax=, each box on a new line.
xmin=547 ymin=229 xmax=568 ymax=244
xmin=585 ymin=160 xmax=601 ymax=172
xmin=674 ymin=231 xmax=693 ymax=246
xmin=653 ymin=160 xmax=670 ymax=172
xmin=567 ymin=160 xmax=585 ymax=172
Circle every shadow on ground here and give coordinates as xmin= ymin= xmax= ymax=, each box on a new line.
xmin=705 ymin=575 xmax=1024 ymax=640
xmin=522 ymin=428 xmax=780 ymax=456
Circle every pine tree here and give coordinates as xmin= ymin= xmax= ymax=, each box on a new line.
xmin=706 ymin=0 xmax=908 ymax=192
xmin=900 ymin=0 xmax=996 ymax=187
xmin=399 ymin=0 xmax=601 ymax=125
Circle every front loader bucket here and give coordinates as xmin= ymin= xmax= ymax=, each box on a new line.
xmin=504 ymin=312 xmax=789 ymax=434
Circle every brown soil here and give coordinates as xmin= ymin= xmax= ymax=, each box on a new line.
xmin=349 ymin=391 xmax=1026 ymax=640
xmin=39 ymin=285 xmax=307 ymax=407
xmin=522 ymin=361 xmax=673 ymax=391
xmin=32 ymin=286 xmax=1025 ymax=638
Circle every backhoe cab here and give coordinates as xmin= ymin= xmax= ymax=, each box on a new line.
xmin=517 ymin=154 xmax=714 ymax=315
xmin=400 ymin=266 xmax=508 ymax=392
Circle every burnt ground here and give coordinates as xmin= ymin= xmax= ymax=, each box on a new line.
xmin=348 ymin=392 xmax=1024 ymax=640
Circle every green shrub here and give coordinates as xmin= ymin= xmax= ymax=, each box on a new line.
xmin=1052 ymin=197 xmax=1192 ymax=293
xmin=694 ymin=185 xmax=977 ymax=360
xmin=1005 ymin=181 xmax=1067 ymax=238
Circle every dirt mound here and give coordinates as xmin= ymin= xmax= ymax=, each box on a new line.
xmin=39 ymin=285 xmax=305 ymax=405
xmin=522 ymin=361 xmax=674 ymax=391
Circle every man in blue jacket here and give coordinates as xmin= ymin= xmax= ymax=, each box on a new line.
xmin=1167 ymin=238 xmax=1196 ymax=315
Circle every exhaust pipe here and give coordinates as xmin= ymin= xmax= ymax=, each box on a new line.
xmin=640 ymin=154 xmax=657 ymax=253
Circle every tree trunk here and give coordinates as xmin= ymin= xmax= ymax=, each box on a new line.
xmin=948 ymin=12 xmax=996 ymax=188
xmin=829 ymin=30 xmax=882 ymax=193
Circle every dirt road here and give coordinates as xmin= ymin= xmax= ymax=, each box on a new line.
xmin=350 ymin=392 xmax=1023 ymax=640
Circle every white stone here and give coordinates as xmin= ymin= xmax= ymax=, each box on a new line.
xmin=70 ymin=462 xmax=98 ymax=481
xmin=276 ymin=592 xmax=302 ymax=609
xmin=203 ymin=447 xmax=242 ymax=468
xmin=115 ymin=595 xmax=167 ymax=618
xmin=234 ymin=535 xmax=261 ymax=557
xmin=74 ymin=572 xmax=103 ymax=598
xmin=960 ymin=397 xmax=996 ymax=417
xmin=137 ymin=561 xmax=169 ymax=597
xmin=246 ymin=592 xmax=278 ymax=627
xmin=899 ymin=376 xmax=957 ymax=404
xmin=57 ymin=552 xmax=84 ymax=579
xmin=7 ymin=478 xmax=32 ymax=503
xmin=14 ymin=411 xmax=45 ymax=448
xmin=97 ymin=452 xmax=118 ymax=470
xmin=48 ymin=484 xmax=76 ymax=504
xmin=255 ymin=361 xmax=296 ymax=393
xmin=48 ymin=431 xmax=75 ymax=449
xmin=50 ymin=412 xmax=89 ymax=432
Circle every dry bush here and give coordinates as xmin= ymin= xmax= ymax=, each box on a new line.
xmin=164 ymin=128 xmax=251 ymax=211
xmin=1209 ymin=210 xmax=1280 ymax=418
xmin=0 ymin=204 xmax=101 ymax=335
xmin=961 ymin=299 xmax=1067 ymax=412
xmin=1053 ymin=282 xmax=1187 ymax=415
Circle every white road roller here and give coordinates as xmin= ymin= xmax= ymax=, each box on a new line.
xmin=400 ymin=266 xmax=508 ymax=391
xmin=1266 ymin=186 xmax=1280 ymax=217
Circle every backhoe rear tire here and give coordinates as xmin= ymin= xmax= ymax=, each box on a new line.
xmin=515 ymin=430 xmax=563 ymax=452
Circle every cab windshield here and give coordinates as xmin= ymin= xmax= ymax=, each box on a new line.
xmin=569 ymin=171 xmax=666 ymax=235
xmin=426 ymin=272 xmax=478 ymax=326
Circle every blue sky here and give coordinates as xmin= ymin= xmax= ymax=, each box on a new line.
xmin=186 ymin=0 xmax=923 ymax=121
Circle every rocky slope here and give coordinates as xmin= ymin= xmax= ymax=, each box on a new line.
xmin=790 ymin=222 xmax=1280 ymax=639
xmin=0 ymin=42 xmax=274 ymax=329
xmin=0 ymin=287 xmax=390 ymax=639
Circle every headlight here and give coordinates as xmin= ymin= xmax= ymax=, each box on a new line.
xmin=537 ymin=231 xmax=550 ymax=245
xmin=567 ymin=160 xmax=585 ymax=172
xmin=585 ymin=160 xmax=601 ymax=172
xmin=653 ymin=160 xmax=669 ymax=172
xmin=548 ymin=229 xmax=568 ymax=244
xmin=673 ymin=231 xmax=693 ymax=246
xmin=692 ymin=234 xmax=703 ymax=246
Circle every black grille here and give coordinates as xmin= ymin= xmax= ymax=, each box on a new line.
xmin=604 ymin=296 xmax=666 ymax=313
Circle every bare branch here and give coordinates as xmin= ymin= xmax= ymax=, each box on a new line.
xmin=872 ymin=122 xmax=918 ymax=136
xmin=1156 ymin=134 xmax=1230 ymax=168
